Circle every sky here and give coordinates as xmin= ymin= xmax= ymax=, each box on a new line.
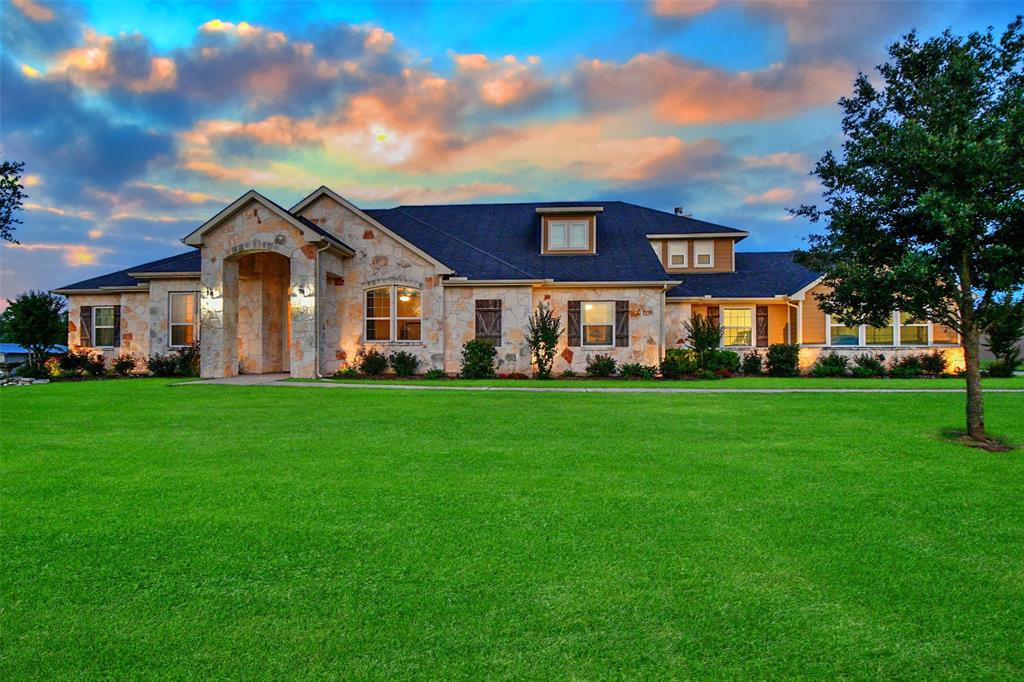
xmin=1 ymin=0 xmax=1020 ymax=302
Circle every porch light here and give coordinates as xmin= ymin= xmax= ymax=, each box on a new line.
xmin=399 ymin=293 xmax=411 ymax=302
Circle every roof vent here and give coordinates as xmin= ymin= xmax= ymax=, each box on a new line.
xmin=674 ymin=206 xmax=685 ymax=216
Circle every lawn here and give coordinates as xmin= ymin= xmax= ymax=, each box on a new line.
xmin=2 ymin=380 xmax=1022 ymax=679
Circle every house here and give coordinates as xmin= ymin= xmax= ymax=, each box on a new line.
xmin=52 ymin=187 xmax=964 ymax=378
xmin=0 ymin=344 xmax=67 ymax=373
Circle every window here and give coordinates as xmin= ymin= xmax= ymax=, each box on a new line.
xmin=668 ymin=241 xmax=687 ymax=267
xmin=828 ymin=314 xmax=859 ymax=346
xmin=582 ymin=301 xmax=614 ymax=346
xmin=365 ymin=286 xmax=421 ymax=341
xmin=475 ymin=299 xmax=502 ymax=345
xmin=694 ymin=240 xmax=714 ymax=267
xmin=93 ymin=306 xmax=115 ymax=348
xmin=722 ymin=308 xmax=753 ymax=346
xmin=865 ymin=315 xmax=894 ymax=346
xmin=547 ymin=220 xmax=589 ymax=251
xmin=169 ymin=292 xmax=196 ymax=347
xmin=900 ymin=313 xmax=929 ymax=345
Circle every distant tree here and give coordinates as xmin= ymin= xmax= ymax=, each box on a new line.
xmin=526 ymin=302 xmax=563 ymax=379
xmin=985 ymin=296 xmax=1024 ymax=375
xmin=0 ymin=160 xmax=27 ymax=243
xmin=1 ymin=291 xmax=66 ymax=370
xmin=794 ymin=19 xmax=1024 ymax=446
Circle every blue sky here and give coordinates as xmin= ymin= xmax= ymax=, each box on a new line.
xmin=2 ymin=0 xmax=1021 ymax=301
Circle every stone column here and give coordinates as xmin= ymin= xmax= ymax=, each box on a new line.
xmin=288 ymin=246 xmax=317 ymax=377
xmin=200 ymin=255 xmax=239 ymax=378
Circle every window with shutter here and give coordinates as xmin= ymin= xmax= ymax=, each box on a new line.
xmin=567 ymin=301 xmax=581 ymax=347
xmin=93 ymin=306 xmax=116 ymax=348
xmin=79 ymin=306 xmax=93 ymax=346
xmin=756 ymin=305 xmax=768 ymax=347
xmin=475 ymin=299 xmax=502 ymax=345
xmin=615 ymin=301 xmax=629 ymax=347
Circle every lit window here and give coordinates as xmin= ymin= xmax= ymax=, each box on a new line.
xmin=828 ymin=314 xmax=859 ymax=346
xmin=365 ymin=286 xmax=421 ymax=341
xmin=582 ymin=302 xmax=614 ymax=346
xmin=694 ymin=240 xmax=714 ymax=267
xmin=865 ymin=315 xmax=894 ymax=345
xmin=900 ymin=314 xmax=929 ymax=345
xmin=668 ymin=241 xmax=687 ymax=267
xmin=722 ymin=308 xmax=753 ymax=346
xmin=547 ymin=220 xmax=589 ymax=250
xmin=93 ymin=306 xmax=115 ymax=347
xmin=169 ymin=292 xmax=196 ymax=347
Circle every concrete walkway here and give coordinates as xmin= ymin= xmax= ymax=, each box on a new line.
xmin=179 ymin=377 xmax=1024 ymax=394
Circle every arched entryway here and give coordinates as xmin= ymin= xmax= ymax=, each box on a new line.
xmin=231 ymin=251 xmax=290 ymax=374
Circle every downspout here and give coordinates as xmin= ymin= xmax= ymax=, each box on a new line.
xmin=313 ymin=240 xmax=331 ymax=379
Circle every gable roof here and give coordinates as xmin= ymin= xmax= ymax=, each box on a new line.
xmin=52 ymin=250 xmax=200 ymax=293
xmin=182 ymin=189 xmax=354 ymax=254
xmin=364 ymin=201 xmax=744 ymax=282
xmin=666 ymin=252 xmax=821 ymax=299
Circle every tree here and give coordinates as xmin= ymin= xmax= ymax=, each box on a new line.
xmin=1 ymin=160 xmax=27 ymax=243
xmin=1 ymin=291 xmax=67 ymax=370
xmin=985 ymin=295 xmax=1024 ymax=376
xmin=682 ymin=313 xmax=722 ymax=369
xmin=794 ymin=19 xmax=1024 ymax=445
xmin=526 ymin=302 xmax=563 ymax=378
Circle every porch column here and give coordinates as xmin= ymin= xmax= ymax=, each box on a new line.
xmin=288 ymin=247 xmax=317 ymax=377
xmin=200 ymin=255 xmax=239 ymax=378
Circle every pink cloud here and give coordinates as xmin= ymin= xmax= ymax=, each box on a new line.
xmin=5 ymin=242 xmax=112 ymax=266
xmin=743 ymin=187 xmax=797 ymax=204
xmin=650 ymin=0 xmax=720 ymax=18
xmin=741 ymin=152 xmax=811 ymax=173
xmin=11 ymin=0 xmax=53 ymax=22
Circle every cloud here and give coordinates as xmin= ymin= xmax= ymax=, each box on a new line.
xmin=575 ymin=52 xmax=852 ymax=125
xmin=5 ymin=241 xmax=112 ymax=266
xmin=451 ymin=52 xmax=552 ymax=108
xmin=44 ymin=30 xmax=178 ymax=93
xmin=743 ymin=187 xmax=796 ymax=204
xmin=741 ymin=152 xmax=811 ymax=173
xmin=650 ymin=0 xmax=719 ymax=18
xmin=11 ymin=0 xmax=54 ymax=23
xmin=24 ymin=203 xmax=95 ymax=220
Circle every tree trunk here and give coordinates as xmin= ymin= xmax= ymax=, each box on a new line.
xmin=962 ymin=322 xmax=986 ymax=441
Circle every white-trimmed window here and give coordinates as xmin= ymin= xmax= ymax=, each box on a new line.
xmin=668 ymin=241 xmax=687 ymax=267
xmin=900 ymin=313 xmax=929 ymax=345
xmin=547 ymin=220 xmax=589 ymax=251
xmin=365 ymin=286 xmax=422 ymax=342
xmin=169 ymin=292 xmax=196 ymax=347
xmin=93 ymin=306 xmax=115 ymax=348
xmin=694 ymin=240 xmax=714 ymax=267
xmin=722 ymin=307 xmax=753 ymax=346
xmin=582 ymin=301 xmax=614 ymax=346
xmin=865 ymin=315 xmax=894 ymax=346
xmin=827 ymin=314 xmax=860 ymax=346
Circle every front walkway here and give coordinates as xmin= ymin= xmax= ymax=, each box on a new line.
xmin=179 ymin=377 xmax=1024 ymax=394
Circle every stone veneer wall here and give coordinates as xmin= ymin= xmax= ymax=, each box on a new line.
xmin=442 ymin=286 xmax=535 ymax=374
xmin=66 ymin=291 xmax=149 ymax=360
xmin=146 ymin=278 xmax=201 ymax=358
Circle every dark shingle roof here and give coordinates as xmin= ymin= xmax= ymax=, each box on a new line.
xmin=667 ymin=252 xmax=820 ymax=298
xmin=54 ymin=250 xmax=200 ymax=291
xmin=365 ymin=201 xmax=744 ymax=282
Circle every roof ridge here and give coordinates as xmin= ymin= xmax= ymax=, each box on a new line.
xmin=388 ymin=208 xmax=538 ymax=280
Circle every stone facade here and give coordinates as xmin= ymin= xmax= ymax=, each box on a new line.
xmin=146 ymin=278 xmax=201 ymax=357
xmin=66 ymin=291 xmax=149 ymax=360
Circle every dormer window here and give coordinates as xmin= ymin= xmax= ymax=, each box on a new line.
xmin=668 ymin=241 xmax=687 ymax=267
xmin=694 ymin=240 xmax=714 ymax=268
xmin=548 ymin=220 xmax=589 ymax=250
xmin=536 ymin=206 xmax=602 ymax=255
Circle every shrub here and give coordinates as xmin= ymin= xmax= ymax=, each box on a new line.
xmin=460 ymin=338 xmax=497 ymax=379
xmin=811 ymin=352 xmax=849 ymax=378
xmin=85 ymin=354 xmax=106 ymax=377
xmin=986 ymin=359 xmax=1017 ymax=377
xmin=357 ymin=348 xmax=389 ymax=375
xmin=43 ymin=356 xmax=60 ymax=377
xmin=706 ymin=349 xmax=740 ymax=374
xmin=146 ymin=353 xmax=178 ymax=377
xmin=332 ymin=366 xmax=360 ymax=379
xmin=526 ymin=302 xmax=563 ymax=379
xmin=584 ymin=354 xmax=617 ymax=377
xmin=920 ymin=350 xmax=948 ymax=376
xmin=389 ymin=351 xmax=419 ymax=377
xmin=619 ymin=362 xmax=657 ymax=379
xmin=696 ymin=369 xmax=717 ymax=381
xmin=175 ymin=343 xmax=201 ymax=377
xmin=766 ymin=344 xmax=800 ymax=377
xmin=423 ymin=368 xmax=447 ymax=380
xmin=559 ymin=369 xmax=578 ymax=378
xmin=683 ymin=313 xmax=722 ymax=367
xmin=890 ymin=354 xmax=924 ymax=378
xmin=58 ymin=347 xmax=96 ymax=376
xmin=112 ymin=352 xmax=138 ymax=377
xmin=851 ymin=353 xmax=885 ymax=378
xmin=660 ymin=348 xmax=700 ymax=379
xmin=741 ymin=350 xmax=763 ymax=375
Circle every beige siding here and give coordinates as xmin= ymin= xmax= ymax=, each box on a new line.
xmin=801 ymin=284 xmax=829 ymax=344
xmin=656 ymin=237 xmax=736 ymax=273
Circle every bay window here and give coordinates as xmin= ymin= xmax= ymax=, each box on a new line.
xmin=722 ymin=308 xmax=753 ymax=346
xmin=365 ymin=286 xmax=422 ymax=342
xmin=582 ymin=301 xmax=614 ymax=346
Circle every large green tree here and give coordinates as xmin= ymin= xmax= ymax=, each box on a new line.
xmin=795 ymin=18 xmax=1024 ymax=445
xmin=1 ymin=291 xmax=67 ymax=370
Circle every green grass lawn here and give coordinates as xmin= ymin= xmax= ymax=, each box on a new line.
xmin=2 ymin=380 xmax=1022 ymax=678
xmin=300 ymin=375 xmax=1024 ymax=390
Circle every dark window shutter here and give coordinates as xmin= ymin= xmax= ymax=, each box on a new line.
xmin=475 ymin=299 xmax=502 ymax=344
xmin=615 ymin=300 xmax=629 ymax=347
xmin=706 ymin=305 xmax=720 ymax=331
xmin=113 ymin=305 xmax=122 ymax=347
xmin=567 ymin=300 xmax=581 ymax=347
xmin=756 ymin=305 xmax=769 ymax=347
xmin=79 ymin=306 xmax=93 ymax=347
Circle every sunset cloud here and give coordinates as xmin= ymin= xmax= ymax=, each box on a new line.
xmin=11 ymin=0 xmax=54 ymax=22
xmin=744 ymin=187 xmax=797 ymax=205
xmin=5 ymin=242 xmax=112 ymax=266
